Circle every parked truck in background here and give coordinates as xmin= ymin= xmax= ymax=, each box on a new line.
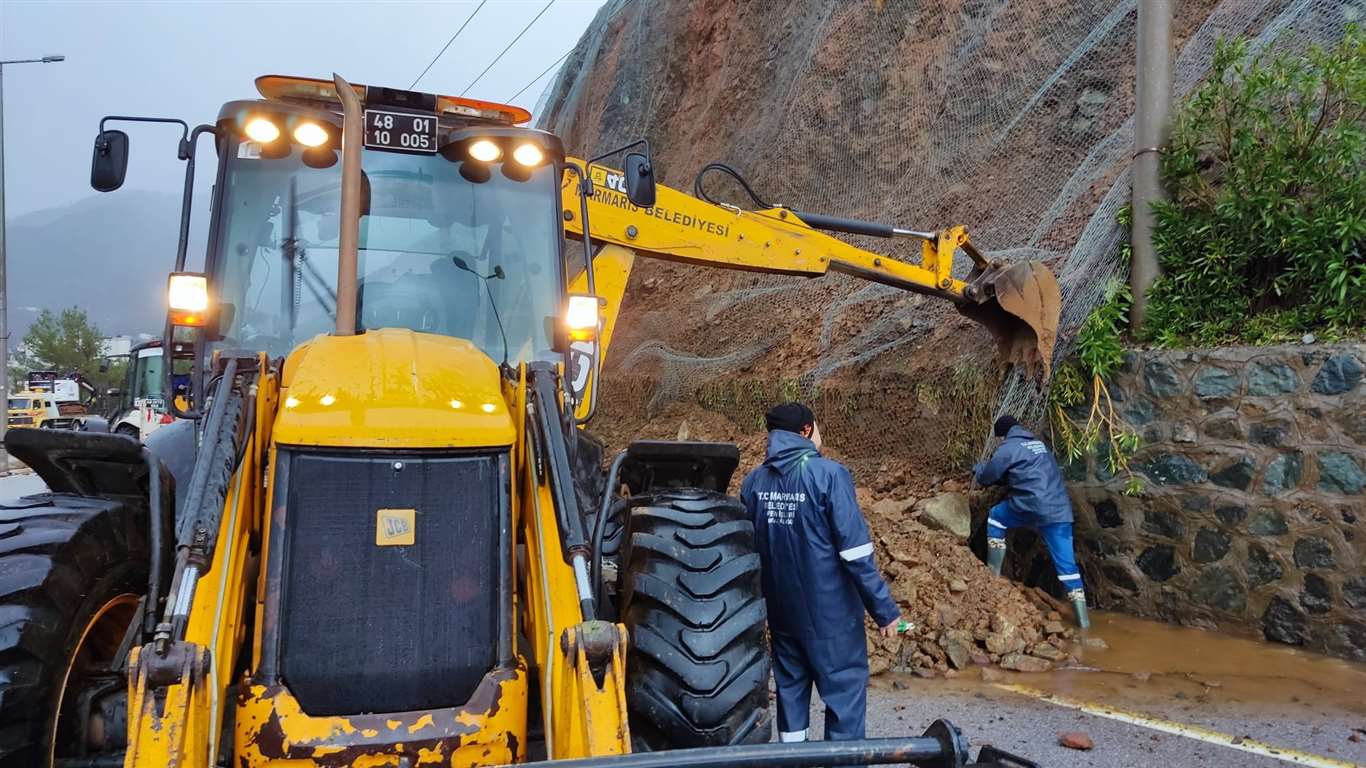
xmin=6 ymin=371 xmax=96 ymax=430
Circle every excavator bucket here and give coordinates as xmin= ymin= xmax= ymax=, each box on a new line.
xmin=958 ymin=260 xmax=1062 ymax=379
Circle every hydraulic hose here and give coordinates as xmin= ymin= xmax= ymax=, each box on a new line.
xmin=591 ymin=450 xmax=629 ymax=607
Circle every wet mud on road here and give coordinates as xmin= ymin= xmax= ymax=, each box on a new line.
xmin=811 ymin=611 xmax=1366 ymax=766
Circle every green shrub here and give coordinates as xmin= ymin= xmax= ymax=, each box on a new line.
xmin=1144 ymin=27 xmax=1366 ymax=346
xmin=1075 ymin=279 xmax=1132 ymax=380
xmin=1049 ymin=279 xmax=1143 ymax=494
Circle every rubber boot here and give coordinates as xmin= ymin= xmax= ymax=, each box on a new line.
xmin=1068 ymin=589 xmax=1091 ymax=630
xmin=986 ymin=540 xmax=1006 ymax=576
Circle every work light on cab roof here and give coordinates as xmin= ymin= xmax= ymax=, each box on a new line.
xmin=237 ymin=74 xmax=547 ymax=166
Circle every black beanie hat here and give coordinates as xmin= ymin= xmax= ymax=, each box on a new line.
xmin=994 ymin=414 xmax=1019 ymax=437
xmin=765 ymin=402 xmax=815 ymax=434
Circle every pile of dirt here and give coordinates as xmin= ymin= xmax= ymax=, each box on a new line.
xmin=594 ymin=399 xmax=1076 ymax=675
xmin=860 ymin=493 xmax=1077 ymax=676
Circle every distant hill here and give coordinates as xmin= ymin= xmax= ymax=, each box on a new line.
xmin=7 ymin=191 xmax=209 ymax=346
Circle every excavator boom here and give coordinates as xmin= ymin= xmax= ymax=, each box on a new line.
xmin=561 ymin=159 xmax=1060 ymax=378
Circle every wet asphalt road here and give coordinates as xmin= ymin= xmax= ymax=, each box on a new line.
xmin=787 ymin=670 xmax=1366 ymax=767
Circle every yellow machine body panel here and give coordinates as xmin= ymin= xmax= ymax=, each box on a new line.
xmin=274 ymin=329 xmax=514 ymax=448
xmin=232 ymin=667 xmax=529 ymax=767
xmin=561 ymin=160 xmax=967 ymax=299
xmin=507 ymin=369 xmax=632 ymax=758
xmin=126 ymin=357 xmax=276 ymax=768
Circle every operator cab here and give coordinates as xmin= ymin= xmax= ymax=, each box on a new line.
xmin=204 ymin=76 xmax=568 ymax=367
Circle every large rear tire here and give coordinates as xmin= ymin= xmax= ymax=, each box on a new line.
xmin=0 ymin=496 xmax=147 ymax=767
xmin=619 ymin=488 xmax=771 ymax=750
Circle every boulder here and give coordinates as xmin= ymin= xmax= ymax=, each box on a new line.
xmin=914 ymin=492 xmax=971 ymax=541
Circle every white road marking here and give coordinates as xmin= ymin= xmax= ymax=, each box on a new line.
xmin=993 ymin=683 xmax=1355 ymax=768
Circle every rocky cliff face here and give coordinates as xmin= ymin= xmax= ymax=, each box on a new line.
xmin=537 ymin=0 xmax=1244 ymax=479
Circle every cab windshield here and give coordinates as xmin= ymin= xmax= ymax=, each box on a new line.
xmin=8 ymin=399 xmax=33 ymax=410
xmin=211 ymin=137 xmax=562 ymax=363
xmin=129 ymin=350 xmax=165 ymax=400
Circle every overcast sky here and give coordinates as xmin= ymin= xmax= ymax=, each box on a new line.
xmin=1 ymin=0 xmax=606 ymax=218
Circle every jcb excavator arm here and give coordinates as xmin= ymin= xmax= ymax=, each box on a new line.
xmin=561 ymin=159 xmax=1061 ymax=381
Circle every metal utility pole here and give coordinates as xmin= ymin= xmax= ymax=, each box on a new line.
xmin=0 ymin=54 xmax=66 ymax=474
xmin=1131 ymin=1 xmax=1171 ymax=331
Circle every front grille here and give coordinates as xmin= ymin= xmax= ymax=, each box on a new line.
xmin=278 ymin=451 xmax=503 ymax=715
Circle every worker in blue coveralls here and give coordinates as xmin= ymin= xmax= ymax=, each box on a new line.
xmin=974 ymin=414 xmax=1090 ymax=629
xmin=740 ymin=402 xmax=901 ymax=744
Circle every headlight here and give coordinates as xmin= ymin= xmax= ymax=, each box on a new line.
xmin=468 ymin=139 xmax=501 ymax=162
xmin=566 ymin=294 xmax=600 ymax=342
xmin=244 ymin=117 xmax=280 ymax=143
xmin=293 ymin=122 xmax=329 ymax=147
xmin=512 ymin=143 xmax=543 ymax=166
xmin=168 ymin=272 xmax=210 ymax=327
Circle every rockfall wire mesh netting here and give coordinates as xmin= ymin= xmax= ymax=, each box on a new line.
xmin=538 ymin=0 xmax=1362 ymax=482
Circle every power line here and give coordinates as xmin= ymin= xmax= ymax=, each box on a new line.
xmin=502 ymin=0 xmax=640 ymax=107
xmin=410 ymin=0 xmax=488 ymax=90
xmin=461 ymin=0 xmax=555 ymax=97
xmin=506 ymin=48 xmax=572 ymax=103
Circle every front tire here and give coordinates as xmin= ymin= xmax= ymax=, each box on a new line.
xmin=619 ymin=489 xmax=771 ymax=750
xmin=0 ymin=496 xmax=147 ymax=767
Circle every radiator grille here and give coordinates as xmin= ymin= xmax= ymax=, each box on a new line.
xmin=278 ymin=451 xmax=501 ymax=715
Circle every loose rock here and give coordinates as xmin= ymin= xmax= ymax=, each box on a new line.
xmin=1058 ymin=732 xmax=1095 ymax=751
xmin=999 ymin=652 xmax=1052 ymax=672
xmin=915 ymin=492 xmax=971 ymax=540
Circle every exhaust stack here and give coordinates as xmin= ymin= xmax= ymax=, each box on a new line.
xmin=332 ymin=72 xmax=362 ymax=336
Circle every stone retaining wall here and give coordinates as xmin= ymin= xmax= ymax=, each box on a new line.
xmin=1065 ymin=344 xmax=1365 ymax=660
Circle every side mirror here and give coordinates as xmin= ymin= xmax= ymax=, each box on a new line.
xmin=624 ymin=152 xmax=656 ymax=208
xmin=91 ymin=130 xmax=130 ymax=192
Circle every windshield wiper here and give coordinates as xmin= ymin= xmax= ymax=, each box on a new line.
xmin=452 ymin=254 xmax=509 ymax=369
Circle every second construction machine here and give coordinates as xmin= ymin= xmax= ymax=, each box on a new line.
xmin=0 ymin=74 xmax=1055 ymax=767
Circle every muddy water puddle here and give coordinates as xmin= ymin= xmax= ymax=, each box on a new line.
xmin=885 ymin=611 xmax=1366 ymax=719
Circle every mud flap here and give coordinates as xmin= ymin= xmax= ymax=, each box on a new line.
xmin=618 ymin=440 xmax=740 ymax=495
xmin=5 ymin=425 xmax=149 ymax=496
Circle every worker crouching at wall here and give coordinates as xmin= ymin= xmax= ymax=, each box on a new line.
xmin=974 ymin=414 xmax=1090 ymax=629
xmin=741 ymin=402 xmax=901 ymax=743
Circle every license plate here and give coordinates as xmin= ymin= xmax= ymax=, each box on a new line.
xmin=363 ymin=109 xmax=437 ymax=154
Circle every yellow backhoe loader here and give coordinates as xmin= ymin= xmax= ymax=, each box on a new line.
xmin=0 ymin=74 xmax=1054 ymax=768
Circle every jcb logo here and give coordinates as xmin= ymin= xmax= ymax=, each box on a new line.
xmin=375 ymin=509 xmax=416 ymax=546
xmin=604 ymin=171 xmax=627 ymax=194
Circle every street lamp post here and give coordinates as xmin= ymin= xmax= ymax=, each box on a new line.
xmin=0 ymin=54 xmax=65 ymax=474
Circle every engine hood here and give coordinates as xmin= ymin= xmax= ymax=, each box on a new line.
xmin=274 ymin=329 xmax=514 ymax=449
